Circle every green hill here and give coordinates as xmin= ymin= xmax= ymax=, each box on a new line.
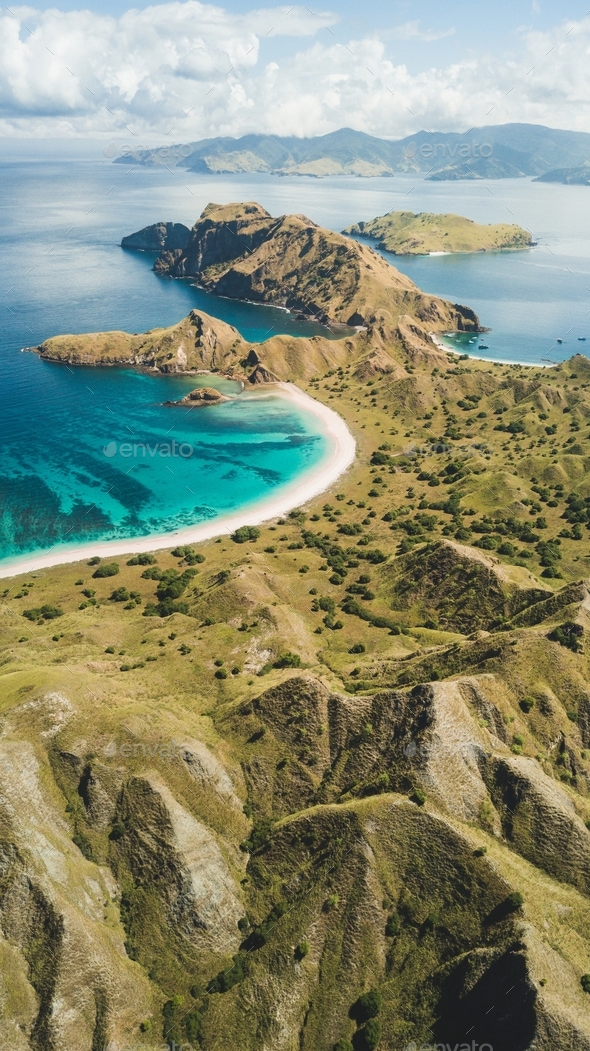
xmin=344 ymin=209 xmax=533 ymax=255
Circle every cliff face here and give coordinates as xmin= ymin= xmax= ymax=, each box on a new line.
xmin=152 ymin=201 xmax=481 ymax=331
xmin=121 ymin=221 xmax=191 ymax=252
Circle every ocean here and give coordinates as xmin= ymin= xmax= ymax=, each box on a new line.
xmin=2 ymin=152 xmax=589 ymax=563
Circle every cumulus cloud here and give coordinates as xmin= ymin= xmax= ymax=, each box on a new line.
xmin=1 ymin=3 xmax=590 ymax=140
xmin=382 ymin=21 xmax=456 ymax=42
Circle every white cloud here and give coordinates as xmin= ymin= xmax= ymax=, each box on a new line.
xmin=1 ymin=4 xmax=590 ymax=140
xmin=383 ymin=21 xmax=456 ymax=42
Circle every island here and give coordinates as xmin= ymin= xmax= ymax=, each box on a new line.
xmin=166 ymin=386 xmax=232 ymax=406
xmin=344 ymin=209 xmax=533 ymax=255
xmin=534 ymin=164 xmax=590 ymax=185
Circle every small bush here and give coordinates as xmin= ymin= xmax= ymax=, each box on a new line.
xmin=110 ymin=587 xmax=130 ymax=602
xmin=215 ymin=668 xmax=228 ymax=679
xmin=358 ymin=1018 xmax=381 ymax=1050
xmin=274 ymin=652 xmax=301 ymax=669
xmin=333 ymin=1041 xmax=354 ymax=1051
xmin=410 ymin=788 xmax=426 ymax=806
xmin=349 ymin=643 xmax=366 ymax=654
xmin=23 ymin=604 xmax=64 ymax=622
xmin=92 ymin=562 xmax=120 ymax=578
xmin=351 ymin=989 xmax=382 ymax=1023
xmin=127 ymin=553 xmax=156 ymax=565
xmin=548 ymin=622 xmax=584 ymax=653
xmin=231 ymin=526 xmax=261 ymax=543
xmin=581 ymin=974 xmax=590 ymax=993
xmin=385 ymin=913 xmax=400 ymax=937
xmin=295 ymin=941 xmax=310 ymax=960
xmin=506 ymin=891 xmax=524 ymax=911
xmin=519 ymin=696 xmax=535 ymax=713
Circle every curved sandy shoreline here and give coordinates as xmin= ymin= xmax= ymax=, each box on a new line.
xmin=0 ymin=383 xmax=356 ymax=580
xmin=429 ymin=331 xmax=555 ymax=368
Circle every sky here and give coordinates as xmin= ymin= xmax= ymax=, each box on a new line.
xmin=2 ymin=0 xmax=590 ymax=141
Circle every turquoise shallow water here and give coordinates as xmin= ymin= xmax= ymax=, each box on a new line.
xmin=1 ymin=358 xmax=329 ymax=563
xmin=2 ymin=155 xmax=590 ymax=563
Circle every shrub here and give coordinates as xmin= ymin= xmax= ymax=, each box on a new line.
xmin=295 ymin=941 xmax=310 ymax=960
xmin=506 ymin=891 xmax=524 ymax=911
xmin=274 ymin=652 xmax=301 ymax=669
xmin=359 ymin=1018 xmax=381 ymax=1050
xmin=110 ymin=587 xmax=130 ymax=602
xmin=333 ymin=1041 xmax=354 ymax=1051
xmin=215 ymin=668 xmax=228 ymax=679
xmin=23 ymin=604 xmax=64 ymax=622
xmin=352 ymin=990 xmax=382 ymax=1023
xmin=349 ymin=643 xmax=366 ymax=654
xmin=519 ymin=696 xmax=535 ymax=713
xmin=207 ymin=952 xmax=247 ymax=993
xmin=87 ymin=556 xmax=101 ymax=565
xmin=231 ymin=526 xmax=261 ymax=543
xmin=127 ymin=553 xmax=156 ymax=565
xmin=385 ymin=913 xmax=400 ymax=937
xmin=548 ymin=622 xmax=584 ymax=653
xmin=92 ymin=562 xmax=120 ymax=578
xmin=410 ymin=788 xmax=426 ymax=806
xmin=581 ymin=974 xmax=590 ymax=993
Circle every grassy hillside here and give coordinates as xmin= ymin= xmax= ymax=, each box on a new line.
xmin=6 ymin=254 xmax=590 ymax=1048
xmin=344 ymin=210 xmax=533 ymax=255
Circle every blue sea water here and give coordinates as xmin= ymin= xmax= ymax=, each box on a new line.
xmin=2 ymin=151 xmax=590 ymax=564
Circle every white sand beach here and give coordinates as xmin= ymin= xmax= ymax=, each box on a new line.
xmin=429 ymin=331 xmax=555 ymax=368
xmin=0 ymin=383 xmax=356 ymax=580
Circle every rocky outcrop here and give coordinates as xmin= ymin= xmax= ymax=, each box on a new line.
xmin=121 ymin=221 xmax=190 ymax=251
xmin=247 ymin=363 xmax=280 ymax=384
xmin=168 ymin=385 xmax=231 ymax=405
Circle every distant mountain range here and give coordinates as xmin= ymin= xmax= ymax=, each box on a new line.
xmin=114 ymin=124 xmax=590 ymax=181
